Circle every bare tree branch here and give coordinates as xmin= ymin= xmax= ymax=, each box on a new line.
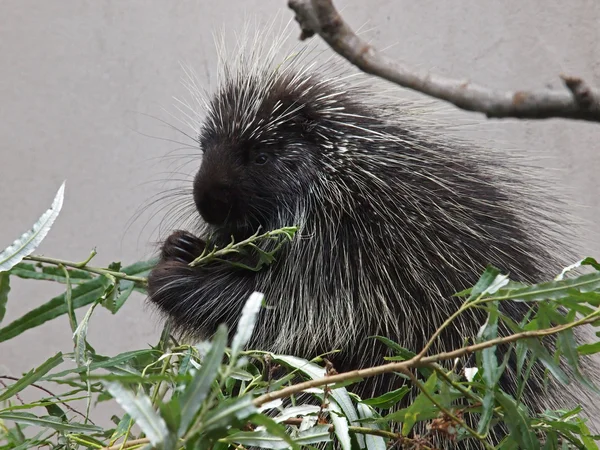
xmin=288 ymin=0 xmax=600 ymax=123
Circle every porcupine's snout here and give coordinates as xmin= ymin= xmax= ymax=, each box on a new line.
xmin=192 ymin=150 xmax=239 ymax=226
xmin=193 ymin=169 xmax=238 ymax=225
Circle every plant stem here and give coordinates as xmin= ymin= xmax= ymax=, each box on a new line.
xmin=188 ymin=227 xmax=297 ymax=267
xmin=24 ymin=254 xmax=147 ymax=285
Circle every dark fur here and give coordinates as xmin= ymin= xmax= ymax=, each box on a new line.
xmin=147 ymin=56 xmax=584 ymax=446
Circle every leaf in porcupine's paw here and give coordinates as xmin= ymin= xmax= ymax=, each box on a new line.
xmin=0 ymin=181 xmax=66 ymax=272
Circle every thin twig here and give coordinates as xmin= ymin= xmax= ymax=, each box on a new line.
xmin=253 ymin=311 xmax=600 ymax=407
xmin=24 ymin=254 xmax=147 ymax=285
xmin=288 ymin=0 xmax=600 ymax=123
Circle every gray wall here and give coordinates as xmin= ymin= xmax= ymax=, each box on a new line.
xmin=1 ymin=0 xmax=598 ymax=423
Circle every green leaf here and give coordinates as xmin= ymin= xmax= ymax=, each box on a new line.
xmin=109 ymin=413 xmax=132 ymax=443
xmin=361 ymin=386 xmax=410 ymax=409
xmin=68 ymin=434 xmax=107 ymax=449
xmin=328 ymin=400 xmax=352 ymax=450
xmin=578 ymin=342 xmax=600 ymax=356
xmin=0 ymin=353 xmax=63 ymax=402
xmin=178 ymin=324 xmax=228 ymax=435
xmin=0 ymin=277 xmax=107 ymax=343
xmin=9 ymin=263 xmax=93 ymax=284
xmin=0 ymin=271 xmax=9 ymax=324
xmin=558 ymin=327 xmax=599 ymax=393
xmin=293 ymin=425 xmax=332 ymax=445
xmin=73 ymin=301 xmax=100 ymax=366
xmin=252 ymin=414 xmax=301 ymax=445
xmin=467 ymin=266 xmax=503 ymax=301
xmin=489 ymin=271 xmax=600 ymax=303
xmin=112 ymin=280 xmax=135 ymax=313
xmin=477 ymin=391 xmax=495 ymax=437
xmin=223 ymin=430 xmax=292 ymax=449
xmin=0 ymin=411 xmax=102 ymax=433
xmin=0 ymin=181 xmax=65 ymax=272
xmin=226 ymin=414 xmax=299 ymax=450
xmin=272 ymin=354 xmax=360 ymax=437
xmin=400 ymin=372 xmax=438 ymax=436
xmin=102 ymin=381 xmax=169 ymax=447
xmin=479 ymin=301 xmax=500 ymax=389
xmin=495 ymin=391 xmax=539 ymax=450
xmin=44 ymin=349 xmax=157 ymax=380
xmin=59 ymin=265 xmax=78 ymax=334
xmin=43 ymin=402 xmax=66 ymax=420
xmin=357 ymin=403 xmax=386 ymax=450
xmin=202 ymin=396 xmax=258 ymax=435
xmin=230 ymin=292 xmax=264 ymax=362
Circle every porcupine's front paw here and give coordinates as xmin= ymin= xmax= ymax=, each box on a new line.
xmin=147 ymin=231 xmax=205 ymax=305
xmin=159 ymin=230 xmax=205 ymax=264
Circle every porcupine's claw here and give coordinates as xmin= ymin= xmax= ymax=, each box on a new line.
xmin=160 ymin=230 xmax=205 ymax=264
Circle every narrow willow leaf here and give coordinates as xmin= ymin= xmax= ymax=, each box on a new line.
xmin=495 ymin=392 xmax=540 ymax=450
xmin=272 ymin=354 xmax=360 ymax=432
xmin=109 ymin=413 xmax=132 ymax=443
xmin=68 ymin=434 xmax=107 ymax=449
xmin=0 ymin=259 xmax=149 ymax=343
xmin=581 ymin=257 xmax=600 ymax=271
xmin=73 ymin=301 xmax=100 ymax=366
xmin=357 ymin=403 xmax=386 ymax=450
xmin=202 ymin=396 xmax=258 ymax=435
xmin=113 ymin=280 xmax=135 ymax=313
xmin=60 ymin=265 xmax=77 ymax=334
xmin=230 ymin=292 xmax=264 ymax=362
xmin=102 ymin=381 xmax=169 ymax=447
xmin=223 ymin=430 xmax=292 ymax=449
xmin=0 ymin=353 xmax=63 ymax=402
xmin=0 ymin=271 xmax=9 ymax=324
xmin=467 ymin=266 xmax=503 ymax=301
xmin=401 ymin=372 xmax=438 ymax=436
xmin=361 ymin=386 xmax=410 ymax=409
xmin=578 ymin=342 xmax=600 ymax=356
xmin=293 ymin=425 xmax=332 ymax=445
xmin=0 ymin=412 xmax=102 ymax=433
xmin=0 ymin=277 xmax=106 ymax=343
xmin=178 ymin=324 xmax=228 ymax=435
xmin=489 ymin=271 xmax=600 ymax=303
xmin=329 ymin=401 xmax=352 ymax=450
xmin=9 ymin=263 xmax=93 ymax=284
xmin=477 ymin=391 xmax=495 ymax=437
xmin=0 ymin=181 xmax=66 ymax=272
xmin=44 ymin=349 xmax=157 ymax=380
xmin=558 ymin=328 xmax=599 ymax=393
xmin=251 ymin=414 xmax=300 ymax=449
xmin=273 ymin=405 xmax=320 ymax=423
xmin=479 ymin=302 xmax=499 ymax=389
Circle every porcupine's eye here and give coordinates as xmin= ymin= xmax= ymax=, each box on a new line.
xmin=254 ymin=153 xmax=269 ymax=165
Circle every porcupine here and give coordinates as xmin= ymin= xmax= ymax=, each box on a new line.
xmin=145 ymin=22 xmax=599 ymax=447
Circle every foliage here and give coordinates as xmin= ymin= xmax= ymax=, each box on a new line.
xmin=1 ymin=185 xmax=600 ymax=449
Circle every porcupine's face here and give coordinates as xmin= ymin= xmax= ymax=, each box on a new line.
xmin=192 ymin=75 xmax=321 ymax=236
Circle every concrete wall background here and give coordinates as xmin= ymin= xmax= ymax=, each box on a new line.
xmin=1 ymin=0 xmax=598 ymax=424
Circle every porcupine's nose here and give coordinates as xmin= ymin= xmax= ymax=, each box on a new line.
xmin=194 ymin=182 xmax=234 ymax=226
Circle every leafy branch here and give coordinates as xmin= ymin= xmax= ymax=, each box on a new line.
xmin=188 ymin=226 xmax=298 ymax=269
